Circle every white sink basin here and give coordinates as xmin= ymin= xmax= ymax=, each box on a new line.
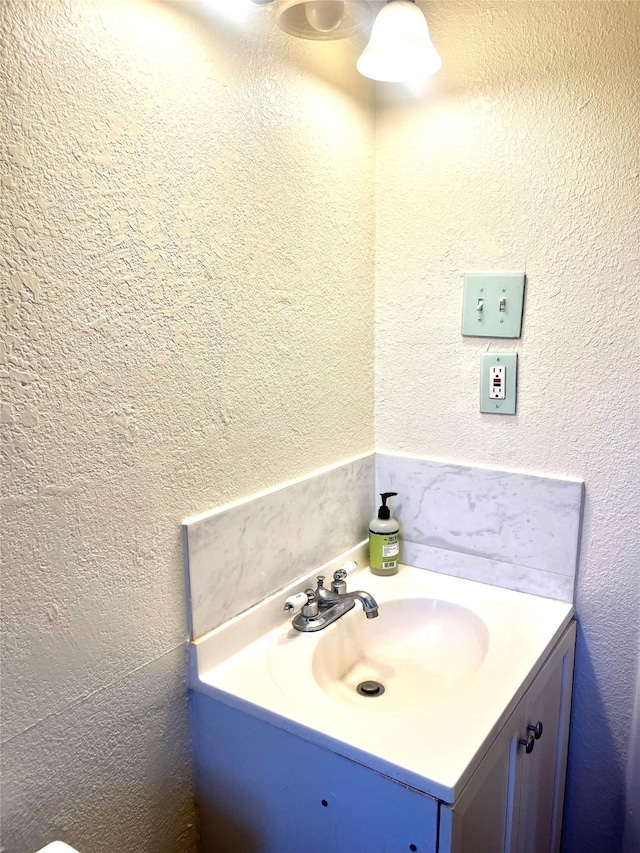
xmin=273 ymin=598 xmax=489 ymax=712
xmin=191 ymin=548 xmax=573 ymax=802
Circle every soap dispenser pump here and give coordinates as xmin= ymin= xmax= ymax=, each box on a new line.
xmin=369 ymin=492 xmax=400 ymax=576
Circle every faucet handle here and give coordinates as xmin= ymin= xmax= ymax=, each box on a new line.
xmin=339 ymin=560 xmax=357 ymax=575
xmin=316 ymin=575 xmax=325 ymax=588
xmin=284 ymin=589 xmax=314 ymax=613
xmin=331 ymin=568 xmax=348 ymax=595
xmin=301 ymin=588 xmax=319 ymax=618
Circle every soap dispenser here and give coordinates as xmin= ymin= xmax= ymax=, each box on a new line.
xmin=369 ymin=492 xmax=400 ymax=576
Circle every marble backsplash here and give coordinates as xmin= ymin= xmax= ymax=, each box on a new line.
xmin=184 ymin=454 xmax=375 ymax=639
xmin=184 ymin=453 xmax=584 ymax=639
xmin=376 ymin=454 xmax=584 ymax=602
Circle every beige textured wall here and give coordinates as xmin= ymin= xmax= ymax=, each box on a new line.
xmin=3 ymin=1 xmax=638 ymax=850
xmin=375 ymin=2 xmax=639 ymax=849
xmin=0 ymin=2 xmax=374 ymax=850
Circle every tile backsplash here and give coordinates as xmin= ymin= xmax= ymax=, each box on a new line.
xmin=184 ymin=453 xmax=584 ymax=638
xmin=376 ymin=454 xmax=584 ymax=602
xmin=184 ymin=454 xmax=375 ymax=638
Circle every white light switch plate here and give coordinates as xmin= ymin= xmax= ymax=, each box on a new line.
xmin=462 ymin=273 xmax=525 ymax=338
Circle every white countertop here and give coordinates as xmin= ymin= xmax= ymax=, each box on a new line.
xmin=190 ymin=550 xmax=574 ymax=803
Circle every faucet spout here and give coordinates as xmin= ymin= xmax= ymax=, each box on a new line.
xmin=351 ymin=591 xmax=379 ymax=618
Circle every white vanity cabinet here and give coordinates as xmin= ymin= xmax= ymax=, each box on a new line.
xmin=439 ymin=620 xmax=576 ymax=853
xmin=191 ymin=621 xmax=576 ymax=853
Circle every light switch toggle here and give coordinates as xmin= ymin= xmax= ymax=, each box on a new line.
xmin=489 ymin=365 xmax=506 ymax=399
xmin=477 ymin=298 xmax=485 ymax=313
xmin=499 ymin=297 xmax=506 ymax=312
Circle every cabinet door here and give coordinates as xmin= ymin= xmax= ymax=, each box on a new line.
xmin=192 ymin=692 xmax=439 ymax=853
xmin=439 ymin=709 xmax=520 ymax=853
xmin=516 ymin=623 xmax=576 ymax=853
xmin=440 ymin=621 xmax=576 ymax=853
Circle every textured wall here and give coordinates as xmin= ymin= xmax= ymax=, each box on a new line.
xmin=375 ymin=2 xmax=639 ymax=849
xmin=624 ymin=631 xmax=640 ymax=853
xmin=3 ymin=0 xmax=638 ymax=850
xmin=0 ymin=1 xmax=374 ymax=850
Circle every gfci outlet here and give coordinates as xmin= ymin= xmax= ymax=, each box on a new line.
xmin=489 ymin=366 xmax=506 ymax=399
xmin=481 ymin=353 xmax=517 ymax=414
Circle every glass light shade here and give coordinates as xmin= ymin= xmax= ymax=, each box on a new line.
xmin=276 ymin=0 xmax=372 ymax=40
xmin=305 ymin=1 xmax=344 ymax=32
xmin=356 ymin=0 xmax=442 ymax=83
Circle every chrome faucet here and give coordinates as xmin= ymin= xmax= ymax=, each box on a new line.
xmin=284 ymin=565 xmax=379 ymax=633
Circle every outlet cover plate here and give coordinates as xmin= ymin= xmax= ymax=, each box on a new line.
xmin=462 ymin=272 xmax=525 ymax=338
xmin=481 ymin=353 xmax=517 ymax=414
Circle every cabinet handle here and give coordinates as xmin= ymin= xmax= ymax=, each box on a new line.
xmin=519 ymin=734 xmax=535 ymax=754
xmin=528 ymin=721 xmax=543 ymax=740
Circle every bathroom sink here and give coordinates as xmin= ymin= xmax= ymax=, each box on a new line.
xmin=191 ymin=548 xmax=574 ymax=802
xmin=278 ymin=598 xmax=489 ymax=712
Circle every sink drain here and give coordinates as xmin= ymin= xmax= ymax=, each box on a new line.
xmin=356 ymin=680 xmax=385 ymax=697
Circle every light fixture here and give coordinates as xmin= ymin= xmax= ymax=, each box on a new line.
xmin=357 ymin=0 xmax=442 ymax=83
xmin=275 ymin=0 xmax=373 ymax=41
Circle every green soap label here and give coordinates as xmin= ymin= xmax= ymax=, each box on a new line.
xmin=370 ymin=532 xmax=400 ymax=569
